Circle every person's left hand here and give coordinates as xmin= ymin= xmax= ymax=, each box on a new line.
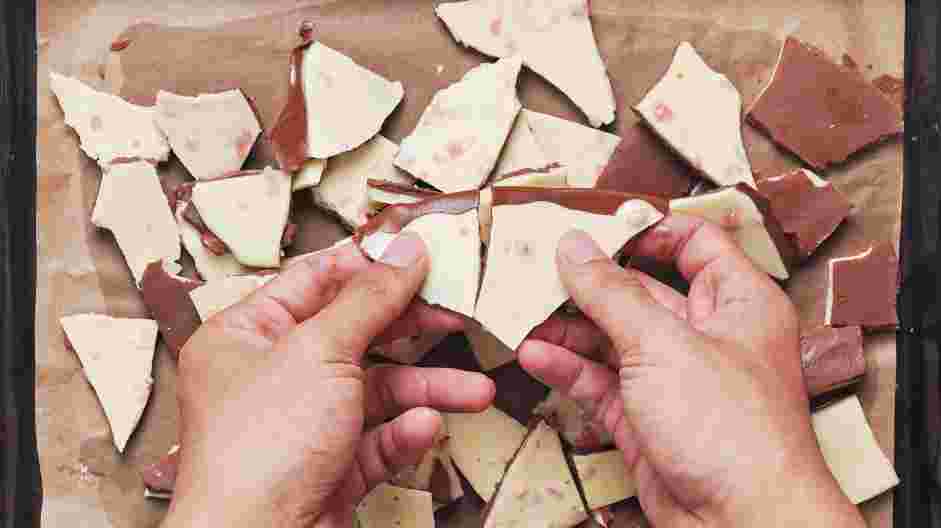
xmin=162 ymin=234 xmax=495 ymax=528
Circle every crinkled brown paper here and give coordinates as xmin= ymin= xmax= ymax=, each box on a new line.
xmin=37 ymin=1 xmax=902 ymax=526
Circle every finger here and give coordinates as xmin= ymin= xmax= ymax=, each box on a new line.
xmin=518 ymin=340 xmax=638 ymax=463
xmin=332 ymin=408 xmax=442 ymax=508
xmin=363 ymin=365 xmax=495 ymax=425
xmin=219 ymin=242 xmax=368 ymax=343
xmin=633 ymin=457 xmax=701 ymax=526
xmin=285 ymin=232 xmax=430 ymax=366
xmin=370 ymin=300 xmax=466 ymax=346
xmin=528 ymin=314 xmax=610 ymax=361
xmin=556 ymin=229 xmax=691 ymax=369
xmin=631 ymin=270 xmax=688 ymax=320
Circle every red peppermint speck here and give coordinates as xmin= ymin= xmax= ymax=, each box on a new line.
xmin=490 ymin=18 xmax=502 ymax=36
xmin=447 ymin=141 xmax=465 ymax=160
xmin=110 ymin=38 xmax=131 ymax=52
xmin=654 ymin=102 xmax=674 ymax=122
xmin=236 ymin=130 xmax=256 ymax=158
xmin=719 ymin=209 xmax=741 ymax=229
xmin=546 ymin=487 xmax=564 ymax=500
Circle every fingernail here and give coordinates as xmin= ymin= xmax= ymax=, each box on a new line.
xmin=558 ymin=229 xmax=605 ymax=265
xmin=379 ymin=232 xmax=426 ymax=268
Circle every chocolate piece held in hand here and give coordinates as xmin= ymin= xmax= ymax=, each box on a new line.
xmin=757 ymin=169 xmax=852 ymax=260
xmin=747 ymin=37 xmax=902 ymax=170
xmin=825 ymin=243 xmax=899 ymax=330
xmin=801 ymin=326 xmax=866 ymax=398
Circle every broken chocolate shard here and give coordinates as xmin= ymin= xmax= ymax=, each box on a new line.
xmin=268 ymin=31 xmax=312 ymax=172
xmin=535 ymin=390 xmax=612 ymax=451
xmin=369 ymin=333 xmax=448 ymax=365
xmin=367 ymin=179 xmax=442 ymax=208
xmin=357 ymin=190 xmax=480 ymax=240
xmin=596 ymin=123 xmax=698 ymax=199
xmin=487 ymin=362 xmax=550 ymax=425
xmin=140 ymin=444 xmax=180 ymax=494
xmin=356 ymin=484 xmax=435 ymax=528
xmin=757 ymin=169 xmax=852 ymax=260
xmin=825 ymin=243 xmax=899 ymax=330
xmin=800 ymin=326 xmax=865 ymax=399
xmin=573 ymin=450 xmax=636 ymax=511
xmin=747 ymin=37 xmax=902 ymax=170
xmin=490 ymin=187 xmax=669 ymax=217
xmin=444 ymin=407 xmax=527 ymax=503
xmin=140 ymin=262 xmax=203 ymax=360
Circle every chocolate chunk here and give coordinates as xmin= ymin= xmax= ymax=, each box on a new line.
xmin=757 ymin=169 xmax=852 ymax=260
xmin=747 ymin=37 xmax=902 ymax=170
xmin=491 ymin=187 xmax=669 ymax=216
xmin=140 ymin=262 xmax=203 ymax=360
xmin=825 ymin=243 xmax=899 ymax=330
xmin=595 ymin=123 xmax=698 ymax=199
xmin=801 ymin=326 xmax=865 ymax=398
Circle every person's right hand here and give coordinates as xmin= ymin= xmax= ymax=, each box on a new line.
xmin=519 ymin=214 xmax=865 ymax=527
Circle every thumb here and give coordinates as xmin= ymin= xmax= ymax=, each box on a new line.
xmin=556 ymin=229 xmax=690 ymax=369
xmin=284 ymin=232 xmax=430 ymax=365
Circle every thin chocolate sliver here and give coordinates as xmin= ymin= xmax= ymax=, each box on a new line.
xmin=757 ymin=170 xmax=852 ymax=260
xmin=139 ymin=262 xmax=202 ymax=360
xmin=355 ymin=190 xmax=479 ymax=239
xmin=747 ymin=37 xmax=902 ymax=170
xmin=366 ymin=179 xmax=442 ymax=200
xmin=269 ymin=25 xmax=314 ymax=172
xmin=595 ymin=123 xmax=698 ymax=199
xmin=140 ymin=447 xmax=180 ymax=494
xmin=490 ymin=187 xmax=669 ymax=216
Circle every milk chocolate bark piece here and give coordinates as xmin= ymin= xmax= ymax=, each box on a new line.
xmin=154 ymin=89 xmax=261 ymax=180
xmin=596 ymin=123 xmax=698 ymax=199
xmin=523 ymin=110 xmax=620 ymax=188
xmin=311 ymin=135 xmax=412 ymax=230
xmin=477 ymin=190 xmax=665 ymax=349
xmin=747 ymin=37 xmax=902 ymax=170
xmin=357 ymin=192 xmax=482 ymax=318
xmin=757 ymin=169 xmax=852 ymax=260
xmin=487 ymin=362 xmax=550 ymax=425
xmin=369 ymin=333 xmax=448 ymax=365
xmin=801 ymin=326 xmax=865 ymax=399
xmin=140 ymin=444 xmax=180 ymax=496
xmin=91 ymin=161 xmax=181 ymax=284
xmin=825 ymin=243 xmax=899 ymax=330
xmin=395 ymin=56 xmax=523 ymax=193
xmin=189 ymin=167 xmax=292 ymax=268
xmin=356 ymin=484 xmax=434 ymax=528
xmin=635 ymin=42 xmax=754 ymax=188
xmin=811 ymin=395 xmax=899 ymax=504
xmin=49 ymin=72 xmax=170 ymax=166
xmin=60 ymin=314 xmax=157 ymax=453
xmin=189 ymin=273 xmax=276 ymax=321
xmin=140 ymin=262 xmax=202 ymax=360
xmin=669 ymin=184 xmax=797 ymax=280
xmin=483 ymin=419 xmax=587 ymax=528
xmin=444 ymin=407 xmax=528 ymax=502
xmin=572 ymin=450 xmax=636 ymax=511
xmin=436 ymin=0 xmax=615 ymax=127
xmin=269 ymin=29 xmax=404 ymax=170
xmin=465 ymin=321 xmax=516 ymax=371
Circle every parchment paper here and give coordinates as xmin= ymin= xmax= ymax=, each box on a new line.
xmin=37 ymin=1 xmax=903 ymax=526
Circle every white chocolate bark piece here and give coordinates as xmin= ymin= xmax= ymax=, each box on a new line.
xmin=154 ymin=89 xmax=261 ymax=180
xmin=492 ymin=111 xmax=565 ymax=185
xmin=476 ymin=200 xmax=663 ymax=350
xmin=60 ymin=314 xmax=157 ymax=452
xmin=292 ymin=158 xmax=327 ymax=191
xmin=175 ymin=203 xmax=247 ymax=281
xmin=312 ymin=135 xmax=412 ymax=229
xmin=91 ymin=161 xmax=180 ymax=284
xmin=436 ymin=0 xmax=615 ymax=127
xmin=466 ymin=321 xmax=516 ymax=371
xmin=572 ymin=450 xmax=636 ymax=510
xmin=483 ymin=420 xmax=587 ymax=528
xmin=444 ymin=407 xmax=527 ymax=501
xmin=303 ymin=42 xmax=404 ymax=159
xmin=395 ymin=56 xmax=523 ymax=193
xmin=670 ymin=187 xmax=788 ymax=279
xmin=635 ymin=42 xmax=754 ymax=188
xmin=361 ymin=210 xmax=481 ymax=318
xmin=189 ymin=274 xmax=276 ymax=321
xmin=49 ymin=72 xmax=170 ymax=165
xmin=812 ymin=396 xmax=899 ymax=504
xmin=391 ymin=432 xmax=464 ymax=505
xmin=190 ymin=168 xmax=291 ymax=268
xmin=523 ymin=110 xmax=619 ymax=188
xmin=356 ymin=484 xmax=434 ymax=528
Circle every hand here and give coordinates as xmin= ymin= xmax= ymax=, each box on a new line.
xmin=519 ymin=215 xmax=865 ymax=527
xmin=163 ymin=234 xmax=495 ymax=528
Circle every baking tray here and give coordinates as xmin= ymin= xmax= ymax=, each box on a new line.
xmin=895 ymin=0 xmax=941 ymax=526
xmin=0 ymin=2 xmax=41 ymax=527
xmin=6 ymin=1 xmax=940 ymax=527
